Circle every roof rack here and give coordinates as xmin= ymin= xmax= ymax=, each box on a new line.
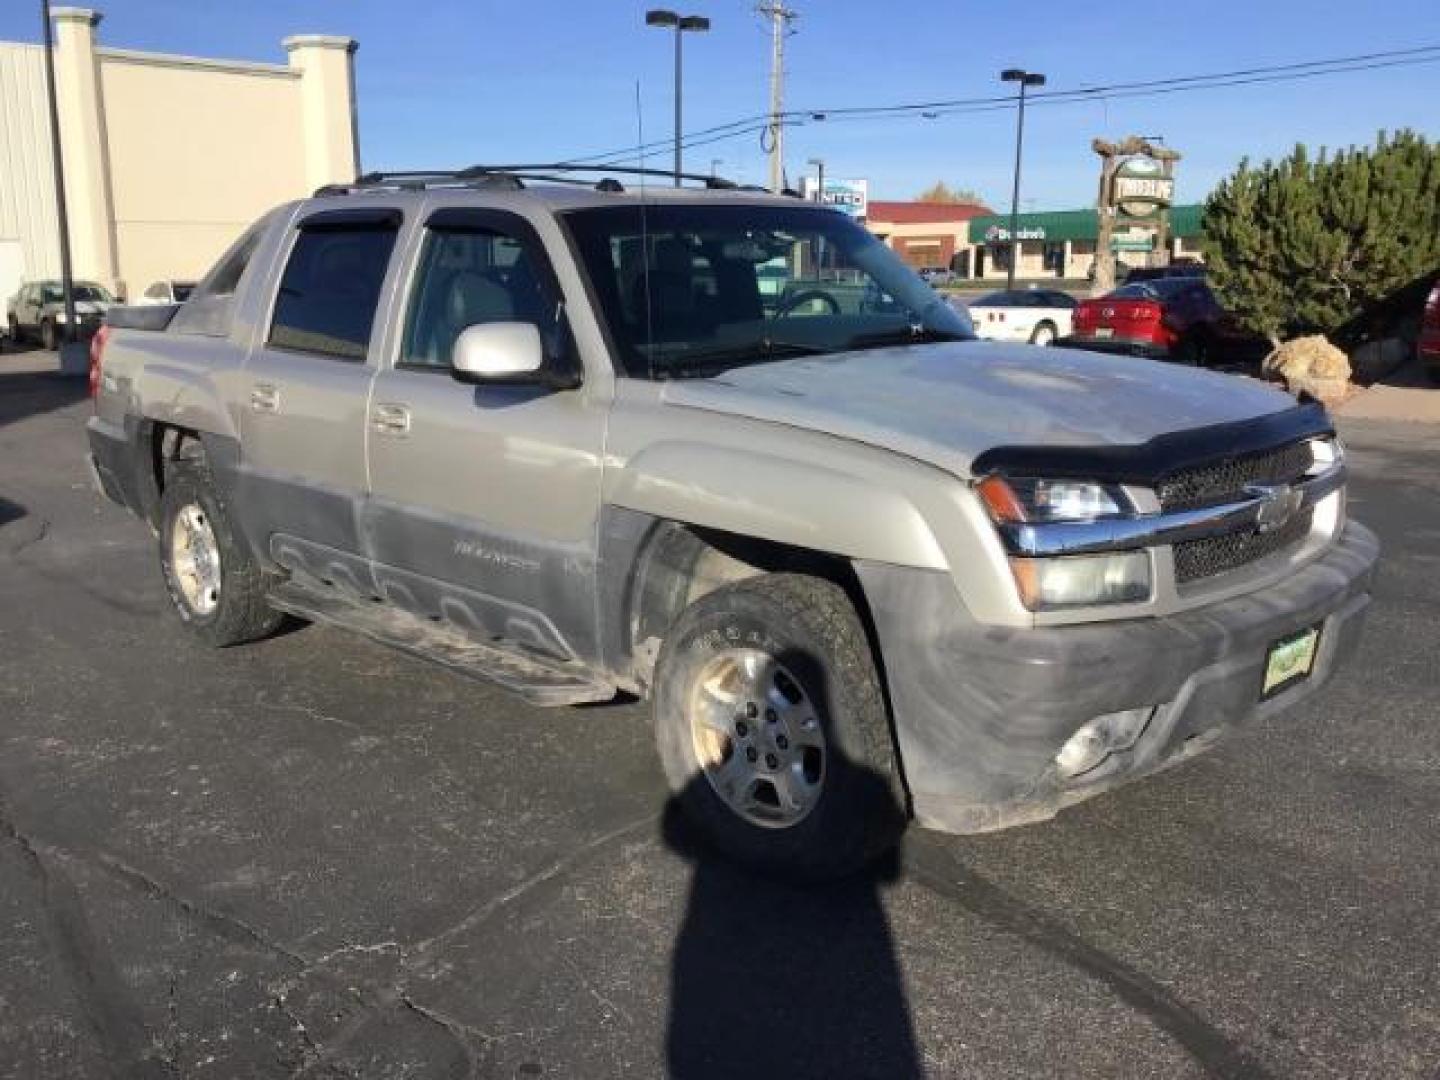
xmin=313 ymin=162 xmax=805 ymax=198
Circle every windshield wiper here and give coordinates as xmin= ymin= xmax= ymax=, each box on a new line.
xmin=651 ymin=338 xmax=830 ymax=377
xmin=843 ymin=326 xmax=972 ymax=352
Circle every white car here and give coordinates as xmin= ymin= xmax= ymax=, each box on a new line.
xmin=137 ymin=280 xmax=197 ymax=306
xmin=969 ymin=288 xmax=1077 ymax=346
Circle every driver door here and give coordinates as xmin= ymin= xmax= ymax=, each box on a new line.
xmin=363 ymin=207 xmax=607 ymax=664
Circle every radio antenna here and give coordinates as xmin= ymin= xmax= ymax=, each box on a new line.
xmin=636 ymin=81 xmax=655 ymax=379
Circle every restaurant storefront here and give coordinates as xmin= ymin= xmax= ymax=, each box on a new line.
xmin=960 ymin=204 xmax=1205 ymax=281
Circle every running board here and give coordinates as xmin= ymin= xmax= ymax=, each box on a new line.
xmin=267 ymin=581 xmax=617 ymax=708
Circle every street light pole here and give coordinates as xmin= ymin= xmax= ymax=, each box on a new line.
xmin=40 ymin=0 xmax=78 ymax=344
xmin=646 ymin=10 xmax=710 ymax=187
xmin=1001 ymin=67 xmax=1045 ymax=290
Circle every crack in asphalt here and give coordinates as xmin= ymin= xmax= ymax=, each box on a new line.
xmin=905 ymin=833 xmax=1276 ymax=1080
xmin=0 ymin=792 xmax=174 ymax=1079
xmin=2 ymin=514 xmax=49 ymax=557
xmin=85 ymin=847 xmax=309 ymax=968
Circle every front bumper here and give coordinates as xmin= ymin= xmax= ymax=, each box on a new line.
xmin=1061 ymin=334 xmax=1171 ymax=359
xmin=856 ymin=522 xmax=1379 ymax=834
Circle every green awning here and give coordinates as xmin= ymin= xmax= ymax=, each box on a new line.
xmin=966 ymin=204 xmax=1204 ymax=244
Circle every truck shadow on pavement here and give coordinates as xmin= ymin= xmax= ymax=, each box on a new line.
xmin=0 ymin=366 xmax=89 ymax=428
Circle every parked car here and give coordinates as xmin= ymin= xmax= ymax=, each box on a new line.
xmin=918 ymin=266 xmax=954 ymax=287
xmin=7 ymin=279 xmax=116 ymax=349
xmin=1420 ymin=281 xmax=1440 ymax=382
xmin=969 ymin=288 xmax=1077 ymax=346
xmin=1068 ymin=278 xmax=1258 ymax=364
xmin=86 ymin=168 xmax=1377 ymax=878
xmin=1120 ymin=261 xmax=1206 ymax=285
xmin=137 ymin=280 xmax=198 ymax=306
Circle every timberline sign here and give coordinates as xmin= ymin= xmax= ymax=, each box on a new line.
xmin=1112 ymin=157 xmax=1175 ymax=219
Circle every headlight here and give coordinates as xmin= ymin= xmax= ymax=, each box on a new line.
xmin=1009 ymin=551 xmax=1151 ymax=610
xmin=1310 ymin=436 xmax=1343 ymax=470
xmin=978 ymin=475 xmax=1130 ymax=523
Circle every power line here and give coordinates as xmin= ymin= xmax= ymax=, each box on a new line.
xmin=562 ymin=43 xmax=1440 ymax=167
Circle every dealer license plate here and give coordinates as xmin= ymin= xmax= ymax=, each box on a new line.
xmin=1094 ymin=327 xmax=1114 ymax=339
xmin=1262 ymin=625 xmax=1321 ymax=699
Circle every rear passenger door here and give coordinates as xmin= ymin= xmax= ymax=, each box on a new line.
xmin=238 ymin=207 xmax=402 ymax=593
xmin=363 ymin=206 xmax=607 ymax=664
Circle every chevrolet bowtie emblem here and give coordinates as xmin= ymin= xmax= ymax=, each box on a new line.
xmin=1247 ymin=483 xmax=1304 ymax=533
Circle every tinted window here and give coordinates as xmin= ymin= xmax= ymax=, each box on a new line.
xmin=971 ymin=291 xmax=1019 ymax=307
xmin=269 ymin=224 xmax=398 ymax=360
xmin=401 ymin=227 xmax=555 ymax=368
xmin=172 ymin=284 xmax=195 ymax=302
xmin=1108 ymin=283 xmax=1160 ymax=300
xmin=202 ymin=223 xmax=264 ymax=298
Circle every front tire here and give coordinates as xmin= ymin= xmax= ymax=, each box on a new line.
xmin=653 ymin=573 xmax=907 ymax=879
xmin=158 ymin=462 xmax=283 ymax=647
xmin=40 ymin=319 xmax=57 ymax=352
xmin=1030 ymin=321 xmax=1057 ymax=346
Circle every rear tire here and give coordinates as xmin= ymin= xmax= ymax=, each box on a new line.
xmin=1173 ymin=334 xmax=1208 ymax=366
xmin=158 ymin=461 xmax=283 ymax=647
xmin=6 ymin=315 xmax=19 ymax=345
xmin=653 ymin=573 xmax=907 ymax=880
xmin=1030 ymin=321 xmax=1057 ymax=346
xmin=40 ymin=319 xmax=56 ymax=352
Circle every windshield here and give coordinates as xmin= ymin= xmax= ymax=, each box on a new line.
xmin=564 ymin=204 xmax=973 ymax=378
xmin=41 ymin=282 xmax=112 ymax=303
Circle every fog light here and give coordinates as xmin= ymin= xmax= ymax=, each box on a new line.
xmin=1054 ymin=707 xmax=1154 ymax=778
xmin=1009 ymin=551 xmax=1151 ymax=610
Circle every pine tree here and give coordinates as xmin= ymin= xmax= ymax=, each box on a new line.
xmin=1202 ymin=130 xmax=1440 ymax=344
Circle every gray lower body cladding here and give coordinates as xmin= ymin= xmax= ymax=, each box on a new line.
xmin=856 ymin=522 xmax=1379 ymax=834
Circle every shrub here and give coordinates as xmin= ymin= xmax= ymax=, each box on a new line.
xmin=1202 ymin=130 xmax=1440 ymax=346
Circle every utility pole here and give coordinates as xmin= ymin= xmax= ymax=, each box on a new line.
xmin=758 ymin=2 xmax=796 ymax=193
xmin=40 ymin=0 xmax=77 ymax=344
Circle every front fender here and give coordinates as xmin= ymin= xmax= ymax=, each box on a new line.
xmin=609 ymin=441 xmax=948 ymax=571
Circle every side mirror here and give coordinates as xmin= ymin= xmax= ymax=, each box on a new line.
xmin=450 ymin=321 xmax=557 ymax=387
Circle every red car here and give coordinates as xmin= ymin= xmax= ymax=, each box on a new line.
xmin=1068 ymin=278 xmax=1257 ymax=365
xmin=1420 ymin=281 xmax=1440 ymax=381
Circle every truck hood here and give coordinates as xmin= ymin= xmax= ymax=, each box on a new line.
xmin=660 ymin=341 xmax=1299 ymax=478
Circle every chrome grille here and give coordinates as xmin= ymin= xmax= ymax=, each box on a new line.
xmin=1160 ymin=438 xmax=1318 ymax=584
xmin=1173 ymin=508 xmax=1314 ymax=584
xmin=1157 ymin=441 xmax=1314 ymax=512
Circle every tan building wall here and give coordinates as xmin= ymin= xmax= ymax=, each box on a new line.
xmin=0 ymin=7 xmax=357 ymax=300
xmin=0 ymin=44 xmax=62 ymax=302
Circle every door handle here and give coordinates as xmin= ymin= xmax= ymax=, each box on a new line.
xmin=249 ymin=382 xmax=280 ymax=413
xmin=370 ymin=402 xmax=411 ymax=436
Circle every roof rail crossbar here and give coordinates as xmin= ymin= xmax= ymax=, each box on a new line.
xmin=459 ymin=163 xmax=740 ymax=189
xmin=313 ymin=162 xmax=779 ymax=198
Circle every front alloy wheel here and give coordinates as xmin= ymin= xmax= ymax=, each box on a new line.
xmin=688 ymin=649 xmax=827 ymax=829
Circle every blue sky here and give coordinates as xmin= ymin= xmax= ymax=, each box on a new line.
xmin=4 ymin=0 xmax=1437 ymax=209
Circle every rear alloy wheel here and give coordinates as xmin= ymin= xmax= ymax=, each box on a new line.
xmin=159 ymin=462 xmax=283 ymax=647
xmin=1030 ymin=321 xmax=1057 ymax=346
xmin=653 ymin=573 xmax=907 ymax=880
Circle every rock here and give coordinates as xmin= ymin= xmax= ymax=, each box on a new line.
xmin=1262 ymin=335 xmax=1352 ymax=406
xmin=1349 ymin=337 xmax=1409 ymax=384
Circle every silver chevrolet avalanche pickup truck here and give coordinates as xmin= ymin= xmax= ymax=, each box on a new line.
xmin=86 ymin=166 xmax=1378 ymax=878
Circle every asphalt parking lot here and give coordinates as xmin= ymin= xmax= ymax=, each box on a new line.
xmin=2 ymin=349 xmax=1438 ymax=1080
